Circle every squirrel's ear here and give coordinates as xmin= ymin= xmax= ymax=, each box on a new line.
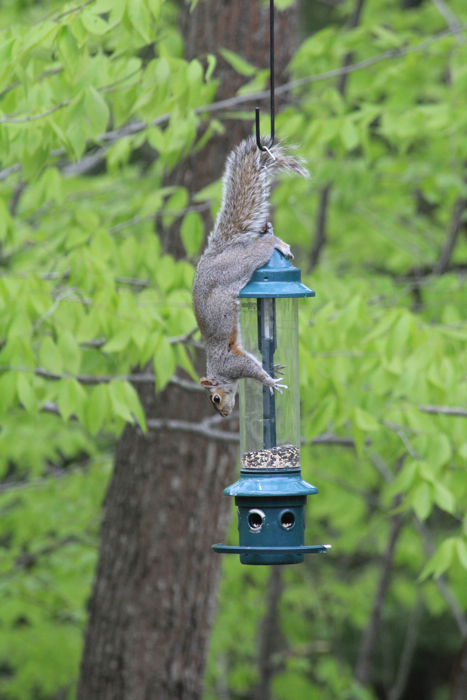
xmin=200 ymin=377 xmax=218 ymax=388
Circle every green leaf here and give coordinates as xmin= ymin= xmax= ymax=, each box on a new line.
xmin=153 ymin=337 xmax=176 ymax=390
xmin=66 ymin=91 xmax=87 ymax=159
xmin=108 ymin=381 xmax=134 ymax=423
xmin=16 ymin=373 xmax=36 ymax=413
xmin=305 ymin=395 xmax=337 ymax=439
xmin=456 ymin=539 xmax=467 ymax=570
xmin=81 ymin=9 xmax=110 ymax=35
xmin=0 ymin=372 xmax=17 ymax=412
xmin=103 ymin=326 xmax=132 ymax=353
xmin=127 ymin=0 xmax=152 ymax=43
xmin=57 ymin=26 xmax=80 ymax=78
xmin=0 ymin=198 xmax=13 ymax=241
xmin=148 ymin=0 xmax=163 ymax=20
xmin=122 ymin=381 xmax=146 ymax=431
xmin=85 ymin=383 xmax=109 ymax=436
xmin=354 ymin=407 xmax=379 ymax=432
xmin=85 ymin=87 xmax=110 ymax=137
xmin=219 ymin=48 xmax=256 ymax=77
xmin=433 ymin=482 xmax=455 ymax=514
xmin=387 ymin=460 xmax=417 ymax=496
xmin=426 ymin=434 xmax=452 ymax=469
xmin=58 ymin=331 xmax=82 ymax=374
xmin=173 ymin=344 xmax=198 ymax=382
xmin=57 ymin=378 xmax=85 ymax=422
xmin=22 ymin=145 xmax=49 ymax=181
xmin=206 ymin=54 xmax=216 ymax=81
xmin=39 ymin=337 xmax=63 ymax=374
xmin=180 ymin=211 xmax=204 ymax=256
xmin=412 ymin=483 xmax=432 ymax=521
xmin=420 ymin=538 xmax=456 ymax=580
xmin=237 ymin=70 xmax=269 ymax=97
xmin=341 ymin=119 xmax=359 ymax=151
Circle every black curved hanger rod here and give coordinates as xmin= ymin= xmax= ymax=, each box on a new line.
xmin=255 ymin=0 xmax=275 ymax=152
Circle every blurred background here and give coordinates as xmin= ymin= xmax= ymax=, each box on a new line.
xmin=0 ymin=0 xmax=466 ymax=699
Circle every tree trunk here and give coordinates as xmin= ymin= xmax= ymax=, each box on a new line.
xmin=354 ymin=509 xmax=403 ymax=687
xmin=450 ymin=637 xmax=467 ymax=700
xmin=256 ymin=568 xmax=285 ymax=700
xmin=77 ymin=3 xmax=298 ymax=699
xmin=159 ymin=0 xmax=299 ymax=258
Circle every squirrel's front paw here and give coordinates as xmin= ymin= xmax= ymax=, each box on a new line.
xmin=274 ymin=240 xmax=294 ymax=260
xmin=268 ymin=377 xmax=288 ymax=395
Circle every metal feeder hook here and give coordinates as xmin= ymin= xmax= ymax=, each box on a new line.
xmin=256 ymin=0 xmax=275 ymax=152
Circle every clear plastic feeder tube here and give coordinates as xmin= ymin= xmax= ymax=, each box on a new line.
xmin=239 ymin=297 xmax=300 ymax=468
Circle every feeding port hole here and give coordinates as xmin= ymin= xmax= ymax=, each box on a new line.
xmin=248 ymin=509 xmax=265 ymax=532
xmin=280 ymin=510 xmax=295 ymax=530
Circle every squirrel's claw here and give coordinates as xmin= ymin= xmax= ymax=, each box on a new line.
xmin=268 ymin=378 xmax=288 ymax=395
xmin=273 ymin=363 xmax=286 ymax=376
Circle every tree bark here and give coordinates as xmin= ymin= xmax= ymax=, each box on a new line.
xmin=159 ymin=0 xmax=299 ymax=259
xmin=450 ymin=637 xmax=467 ymax=700
xmin=354 ymin=508 xmax=403 ymax=687
xmin=77 ymin=3 xmax=298 ymax=700
xmin=256 ymin=568 xmax=285 ymax=700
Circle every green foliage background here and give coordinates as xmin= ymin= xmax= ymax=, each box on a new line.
xmin=0 ymin=0 xmax=466 ymax=698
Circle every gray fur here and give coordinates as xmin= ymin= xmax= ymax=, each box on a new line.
xmin=192 ymin=136 xmax=309 ymax=417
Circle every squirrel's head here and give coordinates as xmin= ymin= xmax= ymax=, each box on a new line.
xmin=200 ymin=378 xmax=236 ymax=417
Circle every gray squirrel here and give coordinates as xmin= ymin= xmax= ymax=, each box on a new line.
xmin=192 ymin=136 xmax=309 ymax=417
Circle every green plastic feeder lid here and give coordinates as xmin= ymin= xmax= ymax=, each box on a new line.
xmin=239 ymin=249 xmax=315 ymax=299
xmin=224 ymin=472 xmax=319 ymax=498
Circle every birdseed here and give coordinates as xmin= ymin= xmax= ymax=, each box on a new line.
xmin=241 ymin=444 xmax=300 ymax=470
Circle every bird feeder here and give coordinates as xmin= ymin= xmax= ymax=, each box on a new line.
xmin=212 ymin=250 xmax=330 ymax=565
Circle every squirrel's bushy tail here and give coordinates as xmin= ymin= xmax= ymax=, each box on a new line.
xmin=207 ymin=135 xmax=309 ymax=251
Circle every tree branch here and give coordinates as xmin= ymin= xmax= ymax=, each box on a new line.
xmin=145 ymin=417 xmax=238 ymax=443
xmin=0 ymin=72 xmax=140 ymax=125
xmin=309 ymin=0 xmax=367 ymax=272
xmin=1 ymin=24 xmax=466 ymax=182
xmin=39 ymin=398 xmax=360 ymax=448
xmin=0 ymin=101 xmax=72 ymax=125
xmin=0 ymin=455 xmax=109 ymax=494
xmin=431 ymin=0 xmax=466 ymax=45
xmin=12 ymin=364 xmax=467 ymax=421
xmin=419 ymin=404 xmax=467 ymax=418
xmin=434 ymin=197 xmax=467 ymax=275
xmin=383 ymin=420 xmax=420 ymax=459
xmin=1 ymin=365 xmax=205 ymax=391
xmin=388 ymin=598 xmax=422 ymax=700
xmin=52 ymin=0 xmax=94 ymax=23
xmin=355 ymin=497 xmax=404 ymax=686
xmin=337 ymin=0 xmax=367 ymax=96
xmin=309 ymin=182 xmax=331 ymax=271
xmin=1 ymin=535 xmax=95 ymax=582
xmin=108 ymin=202 xmax=211 ymax=234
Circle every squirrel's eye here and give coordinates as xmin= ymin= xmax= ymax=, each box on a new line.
xmin=213 ymin=395 xmax=221 ymax=404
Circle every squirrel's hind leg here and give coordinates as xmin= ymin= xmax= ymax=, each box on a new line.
xmin=263 ymin=222 xmax=293 ymax=260
xmin=225 ymin=348 xmax=288 ymax=393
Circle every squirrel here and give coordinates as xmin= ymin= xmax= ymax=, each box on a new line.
xmin=192 ymin=135 xmax=309 ymax=418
